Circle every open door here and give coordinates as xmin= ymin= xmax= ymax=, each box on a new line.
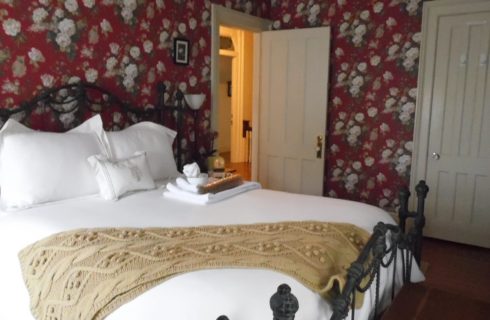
xmin=256 ymin=27 xmax=330 ymax=196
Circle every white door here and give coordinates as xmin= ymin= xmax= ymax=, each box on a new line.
xmin=416 ymin=1 xmax=490 ymax=247
xmin=256 ymin=27 xmax=330 ymax=195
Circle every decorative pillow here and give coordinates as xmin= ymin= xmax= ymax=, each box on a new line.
xmin=0 ymin=131 xmax=108 ymax=210
xmin=106 ymin=122 xmax=179 ymax=180
xmin=87 ymin=151 xmax=156 ymax=200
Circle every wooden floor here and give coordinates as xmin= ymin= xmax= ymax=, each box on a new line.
xmin=383 ymin=237 xmax=490 ymax=319
xmin=220 ymin=152 xmax=251 ymax=180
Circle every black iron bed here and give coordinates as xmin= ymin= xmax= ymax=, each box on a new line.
xmin=0 ymin=82 xmax=429 ymax=320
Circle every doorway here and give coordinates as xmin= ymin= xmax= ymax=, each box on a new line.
xmin=216 ymin=26 xmax=254 ymax=180
xmin=211 ymin=5 xmax=270 ymax=181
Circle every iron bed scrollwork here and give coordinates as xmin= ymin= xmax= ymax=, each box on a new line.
xmin=216 ymin=180 xmax=429 ymax=320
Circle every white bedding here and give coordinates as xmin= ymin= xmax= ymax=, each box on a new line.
xmin=0 ymin=184 xmax=424 ymax=320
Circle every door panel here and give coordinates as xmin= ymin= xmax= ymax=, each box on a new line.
xmin=425 ymin=10 xmax=490 ymax=247
xmin=257 ymin=27 xmax=330 ymax=196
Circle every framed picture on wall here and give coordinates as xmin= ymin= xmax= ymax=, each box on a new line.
xmin=173 ymin=38 xmax=189 ymax=65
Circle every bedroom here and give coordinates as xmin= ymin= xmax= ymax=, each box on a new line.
xmin=0 ymin=0 xmax=489 ymax=319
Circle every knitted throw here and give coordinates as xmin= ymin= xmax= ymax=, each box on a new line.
xmin=19 ymin=221 xmax=370 ymax=320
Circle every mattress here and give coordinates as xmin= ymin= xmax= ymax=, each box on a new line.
xmin=0 ymin=183 xmax=424 ymax=320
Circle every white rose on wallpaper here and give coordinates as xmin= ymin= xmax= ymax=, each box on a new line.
xmin=384 ymin=97 xmax=396 ymax=111
xmin=189 ymin=76 xmax=197 ymax=87
xmin=351 ymin=75 xmax=364 ymax=87
xmin=28 ymin=47 xmax=45 ymax=63
xmin=2 ymin=80 xmax=20 ymax=95
xmin=352 ymin=161 xmax=362 ymax=171
xmin=56 ymin=33 xmax=71 ymax=49
xmin=109 ymin=42 xmax=120 ymax=55
xmin=338 ymin=112 xmax=346 ymax=120
xmin=12 ymin=57 xmax=26 ymax=78
xmin=64 ymin=0 xmax=78 ymax=13
xmin=380 ymin=122 xmax=390 ymax=133
xmin=58 ymin=18 xmax=76 ymax=36
xmin=349 ymin=85 xmax=360 ymax=97
xmin=386 ymin=139 xmax=395 ymax=148
xmin=55 ymin=8 xmax=65 ymax=18
xmin=377 ymin=172 xmax=386 ymax=183
xmin=332 ymin=168 xmax=342 ymax=178
xmin=123 ymin=76 xmax=135 ymax=90
xmin=332 ymin=96 xmax=342 ymax=106
xmin=337 ymin=72 xmax=347 ymax=84
xmin=283 ymin=13 xmax=291 ymax=23
xmin=345 ymin=173 xmax=359 ymax=192
xmin=357 ymin=62 xmax=367 ymax=72
xmin=381 ymin=149 xmax=392 ymax=160
xmin=41 ymin=74 xmax=55 ymax=87
xmin=388 ymin=44 xmax=399 ymax=58
xmin=373 ymin=2 xmax=384 ymax=13
xmin=123 ymin=0 xmax=137 ymax=10
xmin=32 ymin=8 xmax=48 ymax=24
xmin=159 ymin=31 xmax=169 ymax=44
xmin=401 ymin=101 xmax=415 ymax=114
xmin=405 ymin=141 xmax=413 ymax=151
xmin=296 ymin=3 xmax=304 ymax=13
xmin=379 ymin=198 xmax=389 ymax=208
xmin=156 ymin=0 xmax=164 ymax=9
xmin=339 ymin=22 xmax=349 ymax=35
xmin=189 ymin=18 xmax=197 ymax=30
xmin=156 ymin=61 xmax=165 ymax=74
xmin=367 ymin=107 xmax=378 ymax=117
xmin=335 ymin=47 xmax=344 ymax=57
xmin=202 ymin=10 xmax=210 ymax=23
xmin=370 ymin=55 xmax=380 ymax=66
xmin=364 ymin=156 xmax=375 ymax=167
xmin=412 ymin=32 xmax=422 ymax=43
xmin=83 ymin=0 xmax=94 ymax=8
xmin=355 ymin=113 xmax=364 ymax=122
xmin=143 ymin=40 xmax=153 ymax=54
xmin=100 ymin=19 xmax=112 ymax=33
xmin=121 ymin=7 xmax=134 ymax=23
xmin=354 ymin=24 xmax=366 ymax=36
xmin=272 ymin=20 xmax=281 ymax=29
xmin=405 ymin=47 xmax=419 ymax=60
xmin=398 ymin=111 xmax=411 ymax=124
xmin=124 ymin=63 xmax=138 ymax=79
xmin=330 ymin=144 xmax=339 ymax=154
xmin=130 ymin=46 xmax=140 ymax=59
xmin=360 ymin=10 xmax=370 ymax=21
xmin=334 ymin=121 xmax=344 ymax=132
xmin=113 ymin=112 xmax=122 ymax=123
xmin=39 ymin=0 xmax=50 ymax=5
xmin=383 ymin=71 xmax=393 ymax=82
xmin=386 ymin=17 xmax=397 ymax=28
xmin=106 ymin=56 xmax=117 ymax=71
xmin=389 ymin=87 xmax=399 ymax=96
xmin=178 ymin=23 xmax=186 ymax=34
xmin=85 ymin=68 xmax=98 ymax=83
xmin=3 ymin=18 xmax=21 ymax=37
xmin=68 ymin=76 xmax=81 ymax=84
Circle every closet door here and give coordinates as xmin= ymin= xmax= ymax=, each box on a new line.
xmin=418 ymin=2 xmax=490 ymax=247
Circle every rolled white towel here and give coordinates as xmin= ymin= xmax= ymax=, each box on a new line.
xmin=183 ymin=162 xmax=200 ymax=178
xmin=176 ymin=177 xmax=199 ymax=193
xmin=164 ymin=181 xmax=261 ymax=205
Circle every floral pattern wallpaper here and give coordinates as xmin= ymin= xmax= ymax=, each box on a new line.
xmin=0 ymin=0 xmax=422 ymax=210
xmin=268 ymin=0 xmax=422 ymax=210
xmin=0 ymin=0 xmax=267 ymax=160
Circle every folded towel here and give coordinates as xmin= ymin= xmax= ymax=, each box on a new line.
xmin=163 ymin=181 xmax=261 ymax=205
xmin=176 ymin=177 xmax=199 ymax=193
xmin=183 ymin=162 xmax=200 ymax=178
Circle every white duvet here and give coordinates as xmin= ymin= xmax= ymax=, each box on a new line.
xmin=0 ymin=185 xmax=424 ymax=320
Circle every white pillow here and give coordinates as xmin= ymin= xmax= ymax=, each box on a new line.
xmin=0 ymin=130 xmax=108 ymax=210
xmin=88 ymin=151 xmax=156 ymax=200
xmin=106 ymin=122 xmax=179 ymax=180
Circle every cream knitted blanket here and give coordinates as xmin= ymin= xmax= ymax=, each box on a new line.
xmin=19 ymin=221 xmax=369 ymax=320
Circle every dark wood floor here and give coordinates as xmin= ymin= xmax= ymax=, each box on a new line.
xmin=383 ymin=237 xmax=490 ymax=319
xmin=220 ymin=152 xmax=251 ymax=180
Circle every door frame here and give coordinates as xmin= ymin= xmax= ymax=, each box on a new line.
xmin=211 ymin=5 xmax=271 ymax=171
xmin=410 ymin=0 xmax=490 ymax=205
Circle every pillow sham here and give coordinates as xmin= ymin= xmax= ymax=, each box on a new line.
xmin=0 ymin=130 xmax=108 ymax=210
xmin=106 ymin=122 xmax=179 ymax=180
xmin=88 ymin=151 xmax=156 ymax=201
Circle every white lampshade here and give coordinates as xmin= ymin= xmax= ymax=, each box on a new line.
xmin=184 ymin=93 xmax=206 ymax=110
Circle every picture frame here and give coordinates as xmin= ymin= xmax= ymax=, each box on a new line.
xmin=173 ymin=38 xmax=189 ymax=65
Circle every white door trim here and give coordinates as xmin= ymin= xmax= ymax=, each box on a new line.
xmin=210 ymin=4 xmax=271 ymax=157
xmin=410 ymin=0 xmax=490 ymax=204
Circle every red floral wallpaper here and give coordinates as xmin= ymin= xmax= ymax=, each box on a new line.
xmin=268 ymin=0 xmax=422 ymax=210
xmin=0 ymin=0 xmax=267 ymax=166
xmin=0 ymin=0 xmax=422 ymax=210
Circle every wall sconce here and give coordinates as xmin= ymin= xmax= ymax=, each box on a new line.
xmin=184 ymin=93 xmax=206 ymax=110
